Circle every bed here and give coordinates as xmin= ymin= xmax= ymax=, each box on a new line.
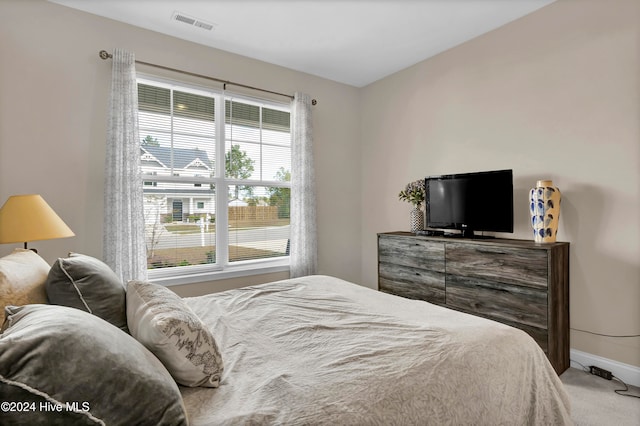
xmin=0 ymin=249 xmax=572 ymax=425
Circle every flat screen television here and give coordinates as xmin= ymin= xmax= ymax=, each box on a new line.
xmin=425 ymin=169 xmax=513 ymax=238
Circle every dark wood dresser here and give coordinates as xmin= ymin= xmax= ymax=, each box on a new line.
xmin=378 ymin=231 xmax=570 ymax=374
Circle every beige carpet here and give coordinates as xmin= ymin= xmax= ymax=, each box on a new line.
xmin=560 ymin=368 xmax=640 ymax=425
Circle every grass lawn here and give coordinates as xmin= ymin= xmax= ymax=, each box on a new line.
xmin=148 ymin=220 xmax=290 ymax=268
xmin=148 ymin=245 xmax=287 ymax=268
xmin=163 ymin=219 xmax=289 ymax=234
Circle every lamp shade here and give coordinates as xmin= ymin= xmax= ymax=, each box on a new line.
xmin=0 ymin=194 xmax=75 ymax=245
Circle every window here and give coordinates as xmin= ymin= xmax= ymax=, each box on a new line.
xmin=138 ymin=77 xmax=291 ymax=283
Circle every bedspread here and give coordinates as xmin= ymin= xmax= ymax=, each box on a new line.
xmin=181 ymin=275 xmax=571 ymax=425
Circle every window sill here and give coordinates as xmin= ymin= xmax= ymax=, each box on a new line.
xmin=147 ymin=258 xmax=290 ymax=287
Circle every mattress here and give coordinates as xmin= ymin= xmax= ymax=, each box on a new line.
xmin=181 ymin=275 xmax=571 ymax=425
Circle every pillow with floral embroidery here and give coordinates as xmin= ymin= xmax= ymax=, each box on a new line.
xmin=126 ymin=279 xmax=223 ymax=387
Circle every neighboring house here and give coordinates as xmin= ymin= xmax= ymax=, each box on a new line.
xmin=140 ymin=144 xmax=214 ymax=224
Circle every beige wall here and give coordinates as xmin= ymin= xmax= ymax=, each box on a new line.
xmin=0 ymin=0 xmax=362 ymax=292
xmin=360 ymin=0 xmax=639 ymax=367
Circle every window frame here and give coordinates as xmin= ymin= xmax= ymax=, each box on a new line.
xmin=137 ymin=75 xmax=291 ymax=286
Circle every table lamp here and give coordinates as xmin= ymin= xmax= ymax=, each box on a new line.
xmin=0 ymin=194 xmax=75 ymax=251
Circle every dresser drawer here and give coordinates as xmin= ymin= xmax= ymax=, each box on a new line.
xmin=379 ymin=262 xmax=445 ymax=304
xmin=378 ymin=235 xmax=445 ymax=272
xmin=446 ymin=275 xmax=548 ymax=330
xmin=445 ymin=243 xmax=548 ymax=289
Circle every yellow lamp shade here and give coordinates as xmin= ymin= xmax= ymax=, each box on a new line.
xmin=0 ymin=194 xmax=75 ymax=246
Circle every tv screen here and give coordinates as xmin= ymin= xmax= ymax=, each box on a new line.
xmin=425 ymin=169 xmax=513 ymax=237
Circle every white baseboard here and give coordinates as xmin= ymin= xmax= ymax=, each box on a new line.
xmin=570 ymin=349 xmax=640 ymax=388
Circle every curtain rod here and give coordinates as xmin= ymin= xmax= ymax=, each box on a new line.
xmin=99 ymin=50 xmax=317 ymax=105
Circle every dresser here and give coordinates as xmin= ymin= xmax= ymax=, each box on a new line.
xmin=378 ymin=231 xmax=570 ymax=374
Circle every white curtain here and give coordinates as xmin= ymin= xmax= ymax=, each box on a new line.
xmin=103 ymin=48 xmax=147 ymax=282
xmin=290 ymin=92 xmax=317 ymax=277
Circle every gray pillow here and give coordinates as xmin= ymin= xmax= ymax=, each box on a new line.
xmin=45 ymin=253 xmax=128 ymax=332
xmin=0 ymin=304 xmax=188 ymax=425
xmin=127 ymin=279 xmax=223 ymax=387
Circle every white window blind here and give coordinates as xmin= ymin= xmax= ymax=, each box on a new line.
xmin=225 ymin=97 xmax=291 ymax=263
xmin=137 ymin=77 xmax=291 ymax=282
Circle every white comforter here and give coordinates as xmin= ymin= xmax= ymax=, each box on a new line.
xmin=181 ymin=275 xmax=571 ymax=425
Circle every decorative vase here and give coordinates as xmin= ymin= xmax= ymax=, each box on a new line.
xmin=410 ymin=206 xmax=424 ymax=233
xmin=529 ymin=180 xmax=561 ymax=243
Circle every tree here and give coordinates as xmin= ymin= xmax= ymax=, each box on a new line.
xmin=144 ymin=195 xmax=166 ymax=261
xmin=142 ymin=135 xmax=159 ymax=146
xmin=269 ymin=167 xmax=291 ymax=219
xmin=225 ymin=144 xmax=255 ymax=200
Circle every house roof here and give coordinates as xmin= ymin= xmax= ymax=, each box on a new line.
xmin=141 ymin=145 xmax=213 ymax=171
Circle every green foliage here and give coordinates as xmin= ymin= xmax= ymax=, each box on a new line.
xmin=142 ymin=135 xmax=159 ymax=146
xmin=226 ymin=144 xmax=255 ymax=200
xmin=398 ymin=179 xmax=425 ymax=207
xmin=269 ymin=167 xmax=291 ymax=218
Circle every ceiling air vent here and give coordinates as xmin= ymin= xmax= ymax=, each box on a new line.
xmin=171 ymin=11 xmax=215 ymax=31
xmin=194 ymin=21 xmax=214 ymax=31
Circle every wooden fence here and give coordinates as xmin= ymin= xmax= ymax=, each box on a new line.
xmin=228 ymin=206 xmax=280 ymax=221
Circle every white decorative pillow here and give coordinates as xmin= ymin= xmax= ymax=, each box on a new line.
xmin=127 ymin=279 xmax=224 ymax=387
xmin=0 ymin=249 xmax=50 ymax=325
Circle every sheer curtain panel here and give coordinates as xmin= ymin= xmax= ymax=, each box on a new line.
xmin=290 ymin=92 xmax=317 ymax=277
xmin=104 ymin=49 xmax=148 ymax=282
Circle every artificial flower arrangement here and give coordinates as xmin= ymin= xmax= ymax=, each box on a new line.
xmin=398 ymin=179 xmax=425 ymax=207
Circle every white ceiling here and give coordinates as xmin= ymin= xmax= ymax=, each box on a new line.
xmin=50 ymin=0 xmax=555 ymax=87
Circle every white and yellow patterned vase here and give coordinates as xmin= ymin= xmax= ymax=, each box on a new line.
xmin=529 ymin=180 xmax=561 ymax=243
xmin=410 ymin=206 xmax=424 ymax=233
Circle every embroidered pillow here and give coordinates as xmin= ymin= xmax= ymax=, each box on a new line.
xmin=45 ymin=253 xmax=128 ymax=332
xmin=0 ymin=304 xmax=188 ymax=425
xmin=127 ymin=279 xmax=223 ymax=387
xmin=0 ymin=249 xmax=49 ymax=325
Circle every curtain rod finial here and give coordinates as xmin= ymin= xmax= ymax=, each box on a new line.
xmin=99 ymin=50 xmax=112 ymax=60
